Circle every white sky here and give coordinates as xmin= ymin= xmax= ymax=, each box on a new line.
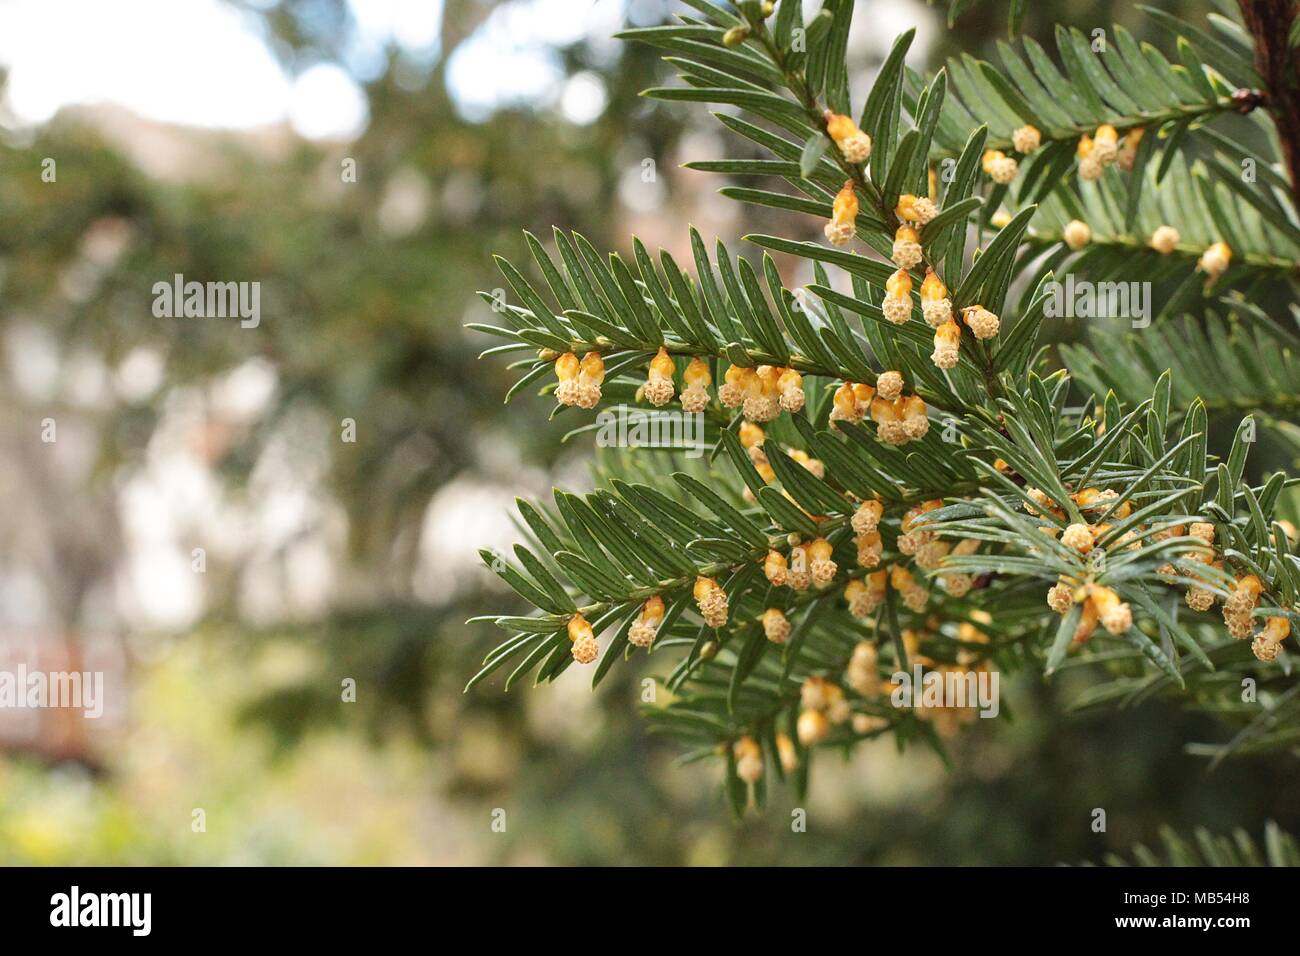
xmin=0 ymin=0 xmax=440 ymax=138
xmin=0 ymin=0 xmax=638 ymax=138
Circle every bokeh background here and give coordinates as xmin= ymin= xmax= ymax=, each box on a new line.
xmin=2 ymin=0 xmax=1298 ymax=865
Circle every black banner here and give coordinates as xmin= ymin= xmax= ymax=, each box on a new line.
xmin=0 ymin=865 xmax=1282 ymax=941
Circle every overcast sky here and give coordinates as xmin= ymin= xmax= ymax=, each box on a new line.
xmin=0 ymin=0 xmax=649 ymax=138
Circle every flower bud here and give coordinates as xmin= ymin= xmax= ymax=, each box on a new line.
xmin=554 ymin=352 xmax=581 ymax=406
xmin=571 ymin=351 xmax=604 ymax=409
xmin=718 ymin=364 xmax=753 ymax=408
xmin=1223 ymin=574 xmax=1263 ymax=640
xmin=568 ymin=613 xmax=599 ymax=664
xmin=961 ymin=304 xmax=1000 ymax=340
xmin=1117 ymin=127 xmax=1144 ymax=170
xmin=824 ymin=180 xmax=859 ymax=246
xmin=797 ymin=708 xmax=831 ymax=746
xmin=1063 ymin=219 xmax=1091 ymax=250
xmin=808 ymin=536 xmax=837 ymax=587
xmin=763 ymin=550 xmax=789 ymax=587
xmin=1047 ymin=579 xmax=1076 ymax=614
xmin=742 ymin=365 xmax=781 ymax=423
xmin=739 ymin=420 xmax=766 ymax=457
xmin=1078 ymin=153 xmax=1103 ymax=180
xmin=777 ymin=367 xmax=805 ymax=412
xmin=628 ymin=595 xmax=665 ymax=648
xmin=787 ymin=544 xmax=811 ymax=590
xmin=680 ymin=356 xmax=712 ymax=412
xmin=734 ymin=735 xmax=763 ymax=785
xmin=1092 ymin=124 xmax=1119 ymax=164
xmin=855 ymin=531 xmax=882 ymax=568
xmin=1149 ymin=225 xmax=1180 ymax=255
xmin=932 ymin=319 xmax=961 ymax=369
xmin=851 ymin=498 xmax=884 ymax=536
xmin=829 ymin=382 xmax=864 ymax=424
xmin=882 ymin=268 xmax=914 ymax=324
xmin=1250 ymin=616 xmax=1290 ymax=662
xmin=981 ymin=149 xmax=1018 ymax=184
xmin=891 ymin=225 xmax=923 ymax=270
xmin=1087 ymin=584 xmax=1132 ymax=636
xmin=1198 ymin=241 xmax=1231 ymax=279
xmin=722 ymin=25 xmax=750 ymax=47
xmin=762 ymin=608 xmax=791 ymax=644
xmin=1061 ymin=523 xmax=1095 ymax=553
xmin=824 ymin=111 xmax=872 ymax=164
xmin=920 ymin=269 xmax=952 ymax=327
xmin=895 ymin=193 xmax=938 ymax=225
xmin=1011 ymin=124 xmax=1041 ymax=154
xmin=869 ymin=396 xmax=907 ymax=445
xmin=693 ymin=576 xmax=728 ymax=628
xmin=643 ymin=346 xmax=676 ymax=407
xmin=899 ymin=395 xmax=929 ymax=439
xmin=847 ymin=640 xmax=880 ymax=696
xmin=876 ymin=370 xmax=903 ymax=402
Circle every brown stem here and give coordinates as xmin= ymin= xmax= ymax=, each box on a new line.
xmin=1238 ymin=0 xmax=1300 ymax=204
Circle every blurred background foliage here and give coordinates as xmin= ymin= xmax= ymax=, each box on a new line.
xmin=1 ymin=0 xmax=1297 ymax=865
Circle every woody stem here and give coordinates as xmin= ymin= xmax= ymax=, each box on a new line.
xmin=1238 ymin=0 xmax=1300 ymax=205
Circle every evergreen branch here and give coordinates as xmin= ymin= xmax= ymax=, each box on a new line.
xmin=1086 ymin=821 xmax=1299 ymax=866
xmin=1062 ymin=311 xmax=1300 ymax=424
xmin=471 ymin=0 xmax=1300 ymax=812
xmin=1024 ymin=228 xmax=1299 ymax=276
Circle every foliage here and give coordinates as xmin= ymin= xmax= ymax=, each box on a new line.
xmin=472 ymin=0 xmax=1300 ymax=815
xmin=1093 ymin=821 xmax=1300 ymax=866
